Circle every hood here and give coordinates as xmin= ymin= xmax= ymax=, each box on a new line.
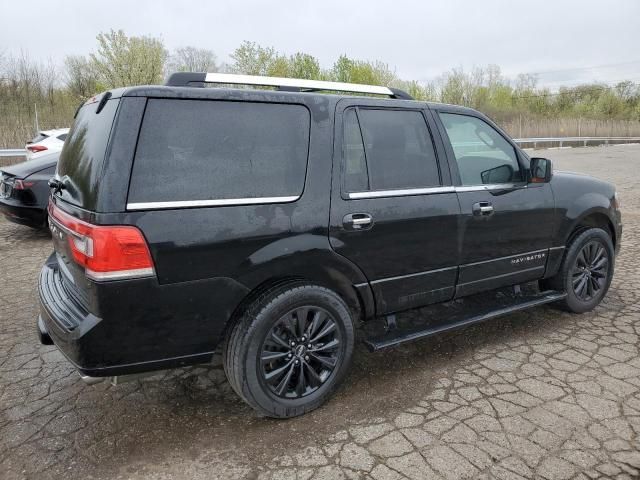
xmin=551 ymin=170 xmax=615 ymax=197
xmin=1 ymin=152 xmax=59 ymax=178
xmin=555 ymin=170 xmax=593 ymax=178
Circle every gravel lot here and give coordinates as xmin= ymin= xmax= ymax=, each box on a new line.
xmin=1 ymin=145 xmax=639 ymax=480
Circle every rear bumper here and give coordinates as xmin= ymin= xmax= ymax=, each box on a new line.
xmin=37 ymin=252 xmax=248 ymax=377
xmin=0 ymin=198 xmax=45 ymax=228
xmin=38 ymin=254 xmax=104 ymax=374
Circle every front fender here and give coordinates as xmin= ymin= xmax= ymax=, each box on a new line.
xmin=550 ymin=172 xmax=618 ymax=247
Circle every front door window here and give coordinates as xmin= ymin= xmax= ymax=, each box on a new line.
xmin=439 ymin=113 xmax=523 ymax=186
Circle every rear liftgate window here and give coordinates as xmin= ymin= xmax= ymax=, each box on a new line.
xmin=56 ymin=98 xmax=120 ymax=209
xmin=128 ymin=99 xmax=310 ymax=207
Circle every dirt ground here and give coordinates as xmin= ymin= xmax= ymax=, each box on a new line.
xmin=1 ymin=145 xmax=639 ymax=480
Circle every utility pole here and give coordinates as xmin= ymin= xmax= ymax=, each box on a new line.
xmin=34 ymin=104 xmax=40 ymax=134
xmin=519 ymin=114 xmax=522 ymax=138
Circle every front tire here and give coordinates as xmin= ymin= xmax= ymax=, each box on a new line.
xmin=547 ymin=227 xmax=614 ymax=313
xmin=223 ymin=282 xmax=355 ymax=418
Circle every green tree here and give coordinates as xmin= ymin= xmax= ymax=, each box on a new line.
xmin=64 ymin=55 xmax=98 ymax=99
xmin=230 ymin=41 xmax=279 ymax=76
xmin=330 ymin=55 xmax=396 ymax=86
xmin=90 ymin=29 xmax=167 ymax=88
xmin=392 ymin=80 xmax=436 ymax=101
xmin=168 ymin=46 xmax=217 ymax=73
xmin=439 ymin=68 xmax=467 ymax=105
xmin=595 ymin=90 xmax=624 ymax=117
xmin=267 ymin=55 xmax=290 ymax=77
xmin=288 ymin=52 xmax=320 ymax=79
xmin=331 ymin=55 xmax=354 ymax=83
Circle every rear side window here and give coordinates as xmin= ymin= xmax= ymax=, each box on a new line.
xmin=128 ymin=99 xmax=310 ymax=204
xmin=342 ymin=108 xmax=440 ymax=192
xmin=343 ymin=109 xmax=368 ymax=192
xmin=57 ymin=134 xmax=68 ymax=141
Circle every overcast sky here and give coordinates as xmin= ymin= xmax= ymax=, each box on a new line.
xmin=2 ymin=0 xmax=639 ymax=89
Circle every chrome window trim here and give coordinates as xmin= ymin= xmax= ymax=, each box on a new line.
xmin=126 ymin=195 xmax=300 ymax=211
xmin=346 ymin=183 xmax=530 ymax=199
xmin=347 ymin=186 xmax=455 ymax=199
xmin=454 ymin=183 xmax=527 ymax=192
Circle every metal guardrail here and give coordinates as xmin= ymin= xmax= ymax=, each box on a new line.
xmin=1 ymin=137 xmax=639 ymax=158
xmin=513 ymin=137 xmax=640 ymax=148
xmin=0 ymin=149 xmax=27 ymax=157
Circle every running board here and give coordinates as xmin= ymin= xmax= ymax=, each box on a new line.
xmin=364 ymin=290 xmax=566 ymax=352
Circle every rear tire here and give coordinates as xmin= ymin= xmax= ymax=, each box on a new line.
xmin=546 ymin=227 xmax=614 ymax=313
xmin=223 ymin=281 xmax=355 ymax=418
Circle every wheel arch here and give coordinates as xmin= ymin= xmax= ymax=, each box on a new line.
xmin=221 ymin=249 xmax=375 ymax=341
xmin=567 ymin=209 xmax=616 ymax=249
xmin=545 ymin=208 xmax=617 ymax=281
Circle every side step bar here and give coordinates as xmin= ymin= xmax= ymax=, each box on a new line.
xmin=364 ymin=290 xmax=566 ymax=352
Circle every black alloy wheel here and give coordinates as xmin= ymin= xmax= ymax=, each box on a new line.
xmin=571 ymin=240 xmax=609 ymax=302
xmin=223 ymin=282 xmax=355 ymax=418
xmin=260 ymin=306 xmax=342 ymax=399
xmin=544 ymin=227 xmax=615 ymax=313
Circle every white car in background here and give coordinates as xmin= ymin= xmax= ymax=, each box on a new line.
xmin=25 ymin=128 xmax=69 ymax=161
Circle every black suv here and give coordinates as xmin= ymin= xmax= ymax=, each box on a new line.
xmin=38 ymin=73 xmax=622 ymax=418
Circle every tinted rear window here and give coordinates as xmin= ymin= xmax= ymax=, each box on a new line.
xmin=342 ymin=108 xmax=440 ymax=192
xmin=128 ymin=99 xmax=310 ymax=204
xmin=56 ymin=98 xmax=120 ymax=208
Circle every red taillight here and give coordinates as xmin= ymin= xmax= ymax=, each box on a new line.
xmin=13 ymin=179 xmax=35 ymax=190
xmin=27 ymin=145 xmax=48 ymax=153
xmin=48 ymin=202 xmax=155 ymax=281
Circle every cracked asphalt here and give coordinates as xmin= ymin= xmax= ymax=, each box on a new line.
xmin=1 ymin=144 xmax=639 ymax=480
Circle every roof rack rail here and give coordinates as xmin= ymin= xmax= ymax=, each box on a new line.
xmin=164 ymin=72 xmax=414 ymax=100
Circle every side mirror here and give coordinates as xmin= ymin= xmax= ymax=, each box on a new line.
xmin=530 ymin=157 xmax=553 ymax=183
xmin=481 ymin=164 xmax=514 ymax=184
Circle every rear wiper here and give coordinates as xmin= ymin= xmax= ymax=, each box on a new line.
xmin=96 ymin=92 xmax=112 ymax=114
xmin=48 ymin=177 xmax=66 ymax=194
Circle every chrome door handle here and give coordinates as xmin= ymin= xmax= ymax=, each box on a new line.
xmin=472 ymin=202 xmax=494 ymax=216
xmin=352 ymin=217 xmax=372 ymax=226
xmin=343 ymin=213 xmax=373 ymax=230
